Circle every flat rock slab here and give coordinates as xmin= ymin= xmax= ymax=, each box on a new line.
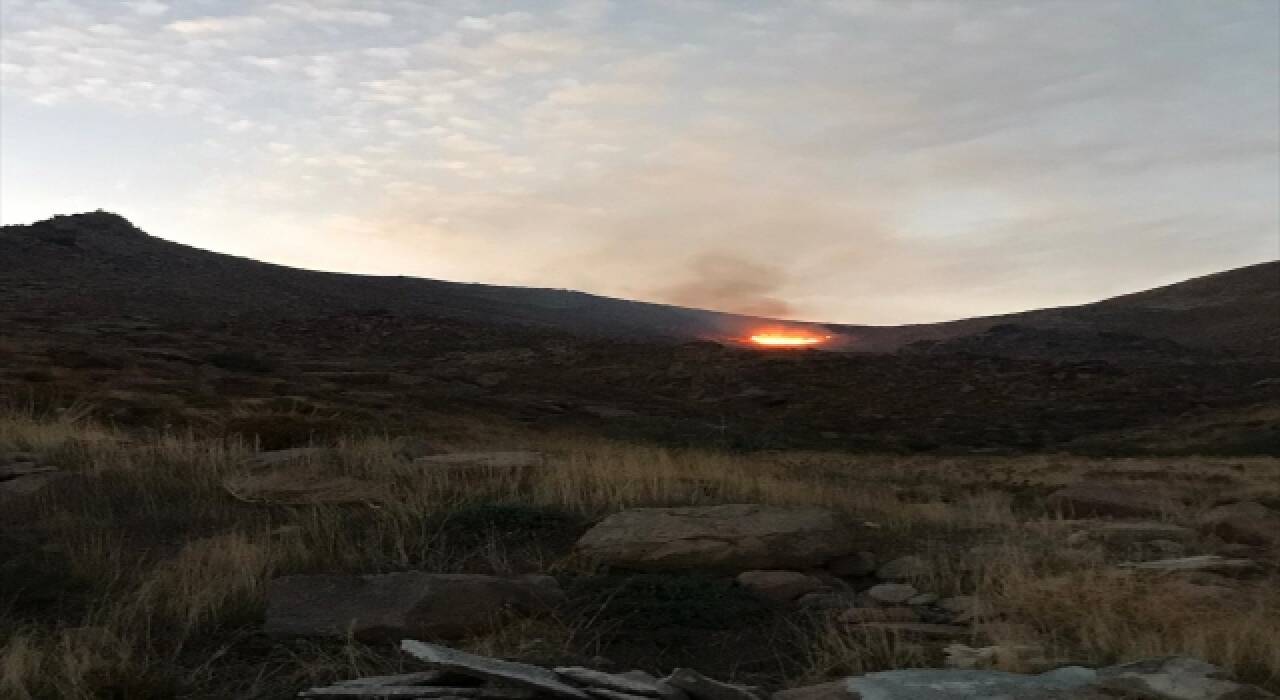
xmin=555 ymin=668 xmax=663 ymax=697
xmin=576 ymin=504 xmax=857 ymax=572
xmin=844 ymin=666 xmax=1099 ymax=699
xmin=866 ymin=583 xmax=917 ymax=604
xmin=265 ymin=573 xmax=564 ymax=641
xmin=1096 ymin=656 xmax=1277 ymax=700
xmin=664 ymin=669 xmax=765 ymax=700
xmin=401 ymin=640 xmax=591 ymax=700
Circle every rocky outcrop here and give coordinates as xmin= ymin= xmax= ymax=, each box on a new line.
xmin=574 ymin=505 xmax=856 ymax=572
xmin=265 ymin=573 xmax=564 ymax=641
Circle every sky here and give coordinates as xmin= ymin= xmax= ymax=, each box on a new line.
xmin=2 ymin=0 xmax=1277 ymax=324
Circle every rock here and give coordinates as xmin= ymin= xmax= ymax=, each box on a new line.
xmin=416 ymin=451 xmax=545 ymax=470
xmin=735 ymin=571 xmax=826 ymax=603
xmin=555 ymin=668 xmax=667 ymax=697
xmin=400 ymin=640 xmax=591 ymax=700
xmin=876 ymin=555 xmax=931 ymax=581
xmin=1047 ymin=482 xmax=1179 ymax=519
xmin=617 ymin=672 xmax=688 ymax=700
xmin=1096 ymin=656 xmax=1276 ymax=699
xmin=587 ymin=690 xmax=653 ymax=700
xmin=1067 ymin=522 xmax=1196 ymax=546
xmin=663 ymin=668 xmax=764 ymax=700
xmin=838 ymin=607 xmax=918 ymax=623
xmin=1198 ymin=502 xmax=1280 ymax=546
xmin=1118 ymin=555 xmax=1260 ymax=577
xmin=265 ymin=573 xmax=564 ymax=641
xmin=827 ymin=552 xmax=877 ymax=578
xmin=907 ymin=593 xmax=939 ymax=606
xmin=843 ymin=666 xmax=1099 ymax=698
xmin=574 ymin=504 xmax=857 ymax=572
xmin=772 ymin=681 xmax=858 ymax=700
xmin=866 ymin=583 xmax=918 ymax=604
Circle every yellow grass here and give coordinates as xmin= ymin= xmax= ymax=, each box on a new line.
xmin=2 ymin=411 xmax=1278 ymax=697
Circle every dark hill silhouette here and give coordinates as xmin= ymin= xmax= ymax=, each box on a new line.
xmin=3 ymin=211 xmax=1277 ymax=359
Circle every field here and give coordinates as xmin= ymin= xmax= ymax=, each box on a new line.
xmin=3 ymin=409 xmax=1278 ymax=699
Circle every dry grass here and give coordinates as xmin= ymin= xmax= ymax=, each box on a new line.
xmin=2 ymin=410 xmax=1278 ymax=697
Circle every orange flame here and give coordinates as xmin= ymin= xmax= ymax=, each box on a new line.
xmin=748 ymin=331 xmax=830 ymax=347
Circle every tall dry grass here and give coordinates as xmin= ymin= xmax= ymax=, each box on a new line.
xmin=1 ymin=411 xmax=1278 ymax=697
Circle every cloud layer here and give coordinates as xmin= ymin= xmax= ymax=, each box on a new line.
xmin=2 ymin=0 xmax=1277 ymax=323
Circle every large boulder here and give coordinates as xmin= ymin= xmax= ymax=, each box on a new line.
xmin=264 ymin=572 xmax=564 ymax=641
xmin=574 ymin=504 xmax=856 ymax=572
xmin=1046 ymin=482 xmax=1180 ymax=519
xmin=735 ymin=570 xmax=827 ymax=603
xmin=842 ymin=666 xmax=1099 ymax=698
xmin=1096 ymin=656 xmax=1276 ymax=699
xmin=1197 ymin=502 xmax=1280 ymax=546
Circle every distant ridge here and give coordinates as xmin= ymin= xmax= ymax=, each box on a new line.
xmin=3 ymin=211 xmax=1278 ymax=358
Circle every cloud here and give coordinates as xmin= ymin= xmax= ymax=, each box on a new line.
xmin=167 ymin=15 xmax=267 ymax=34
xmin=1 ymin=0 xmax=1276 ymax=324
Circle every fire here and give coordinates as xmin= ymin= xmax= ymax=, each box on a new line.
xmin=748 ymin=331 xmax=830 ymax=347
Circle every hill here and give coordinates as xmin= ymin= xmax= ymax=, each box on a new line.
xmin=3 ymin=211 xmax=1277 ymax=359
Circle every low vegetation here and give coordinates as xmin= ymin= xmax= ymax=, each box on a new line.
xmin=2 ymin=410 xmax=1278 ymax=698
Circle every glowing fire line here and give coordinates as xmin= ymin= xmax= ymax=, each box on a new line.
xmin=749 ymin=332 xmax=830 ymax=347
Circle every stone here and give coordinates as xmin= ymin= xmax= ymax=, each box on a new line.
xmin=555 ymin=668 xmax=665 ymax=697
xmin=1118 ymin=555 xmax=1260 ymax=577
xmin=1198 ymin=502 xmax=1280 ymax=546
xmin=663 ymin=668 xmax=764 ymax=700
xmin=843 ymin=666 xmax=1099 ymax=699
xmin=876 ymin=555 xmax=931 ymax=581
xmin=574 ymin=504 xmax=857 ymax=572
xmin=586 ymin=690 xmax=652 ymax=700
xmin=617 ymin=672 xmax=688 ymax=700
xmin=735 ymin=571 xmax=826 ymax=603
xmin=838 ymin=607 xmax=918 ymax=623
xmin=1096 ymin=656 xmax=1276 ymax=699
xmin=907 ymin=593 xmax=939 ymax=606
xmin=827 ymin=551 xmax=877 ymax=578
xmin=400 ymin=640 xmax=590 ymax=700
xmin=772 ymin=681 xmax=858 ymax=700
xmin=416 ymin=451 xmax=545 ymax=470
xmin=265 ymin=573 xmax=564 ymax=641
xmin=866 ymin=583 xmax=918 ymax=604
xmin=1047 ymin=482 xmax=1180 ymax=519
xmin=1067 ymin=521 xmax=1196 ymax=546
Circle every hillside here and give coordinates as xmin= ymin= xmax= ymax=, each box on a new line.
xmin=3 ymin=212 xmax=1277 ymax=358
